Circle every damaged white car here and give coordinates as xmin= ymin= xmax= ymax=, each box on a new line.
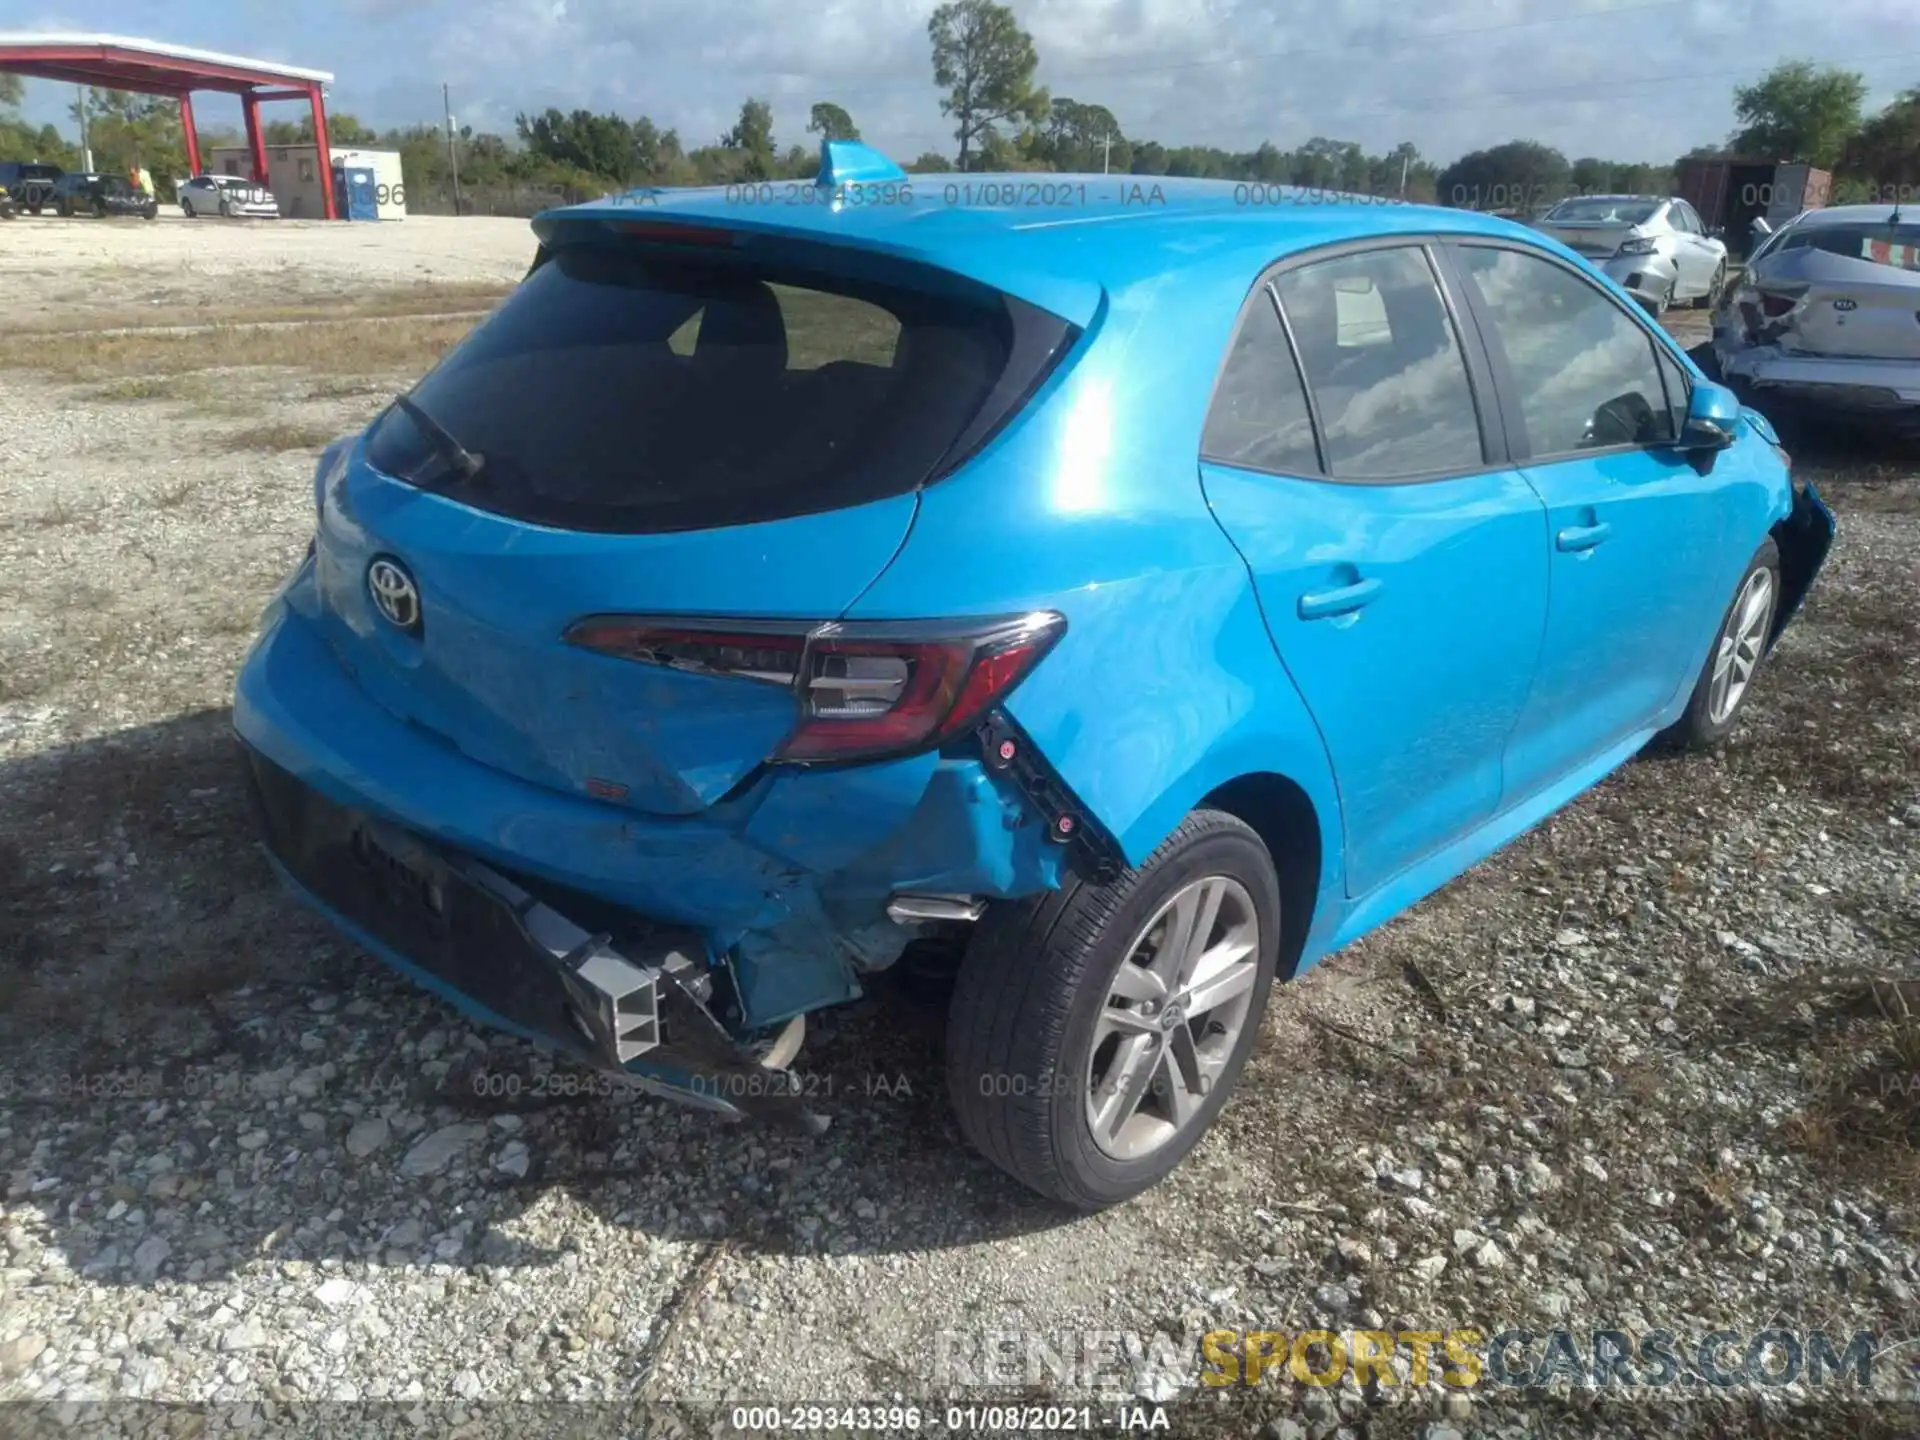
xmin=1532 ymin=194 xmax=1728 ymax=316
xmin=1713 ymin=203 xmax=1920 ymax=433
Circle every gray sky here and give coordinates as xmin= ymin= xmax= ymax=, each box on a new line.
xmin=11 ymin=0 xmax=1920 ymax=165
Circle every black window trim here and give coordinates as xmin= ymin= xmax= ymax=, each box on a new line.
xmin=1444 ymin=236 xmax=1696 ymax=468
xmin=1199 ymin=232 xmax=1514 ymax=488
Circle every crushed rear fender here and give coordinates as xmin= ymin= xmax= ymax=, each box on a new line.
xmin=1770 ymin=481 xmax=1837 ymax=646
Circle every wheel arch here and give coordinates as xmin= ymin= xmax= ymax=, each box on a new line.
xmin=1767 ymin=487 xmax=1836 ymax=647
xmin=1199 ymin=771 xmax=1322 ymax=982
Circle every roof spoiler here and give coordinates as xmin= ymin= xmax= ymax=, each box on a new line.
xmin=815 ymin=138 xmax=907 ymax=188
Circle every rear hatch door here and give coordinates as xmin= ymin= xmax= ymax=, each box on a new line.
xmin=312 ymin=230 xmax=1075 ymax=816
xmin=1752 ymin=241 xmax=1920 ymax=360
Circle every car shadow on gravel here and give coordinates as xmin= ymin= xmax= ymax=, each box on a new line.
xmin=1 ymin=708 xmax=1077 ymax=1293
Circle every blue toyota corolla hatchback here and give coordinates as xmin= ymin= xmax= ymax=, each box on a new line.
xmin=236 ymin=142 xmax=1833 ymax=1207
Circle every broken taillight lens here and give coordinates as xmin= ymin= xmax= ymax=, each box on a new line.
xmin=1759 ymin=293 xmax=1797 ymax=318
xmin=564 ymin=612 xmax=1066 ymax=765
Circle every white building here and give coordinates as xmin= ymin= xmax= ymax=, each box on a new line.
xmin=209 ymin=144 xmax=408 ymax=220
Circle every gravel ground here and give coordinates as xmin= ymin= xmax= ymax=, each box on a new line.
xmin=0 ymin=229 xmax=1916 ymax=1438
xmin=0 ymin=213 xmax=534 ymax=327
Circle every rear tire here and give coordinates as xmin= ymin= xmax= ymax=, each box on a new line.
xmin=182 ymin=199 xmax=195 ymax=218
xmin=1660 ymin=537 xmax=1781 ymax=751
xmin=945 ymin=809 xmax=1282 ymax=1209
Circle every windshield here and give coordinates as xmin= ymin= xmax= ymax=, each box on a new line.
xmin=1772 ymin=220 xmax=1920 ymax=271
xmin=364 ymin=243 xmax=1076 ymax=533
xmin=1544 ymin=198 xmax=1661 ymax=226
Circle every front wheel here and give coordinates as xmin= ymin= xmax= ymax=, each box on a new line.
xmin=1661 ymin=537 xmax=1781 ymax=750
xmin=945 ymin=809 xmax=1282 ymax=1209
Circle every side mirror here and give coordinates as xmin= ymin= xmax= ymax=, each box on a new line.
xmin=1709 ymin=225 xmax=1725 ymax=240
xmin=1677 ymin=379 xmax=1742 ymax=473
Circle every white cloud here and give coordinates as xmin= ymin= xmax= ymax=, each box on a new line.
xmin=12 ymin=0 xmax=1920 ymax=165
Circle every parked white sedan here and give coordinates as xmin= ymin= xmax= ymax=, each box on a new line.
xmin=178 ymin=174 xmax=280 ymax=219
xmin=1531 ymin=194 xmax=1729 ymax=316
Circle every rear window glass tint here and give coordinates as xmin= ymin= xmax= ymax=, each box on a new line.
xmin=1202 ymin=294 xmax=1319 ymax=474
xmin=366 ymin=245 xmax=1073 ymax=533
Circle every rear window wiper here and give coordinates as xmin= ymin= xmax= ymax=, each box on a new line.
xmin=392 ymin=394 xmax=485 ymax=483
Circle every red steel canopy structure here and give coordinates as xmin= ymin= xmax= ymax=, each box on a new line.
xmin=0 ymin=32 xmax=339 ymax=219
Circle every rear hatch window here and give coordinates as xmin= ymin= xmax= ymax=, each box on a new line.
xmin=366 ymin=242 xmax=1078 ymax=533
xmin=1772 ymin=221 xmax=1920 ymax=272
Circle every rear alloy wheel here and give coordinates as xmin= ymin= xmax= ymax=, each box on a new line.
xmin=182 ymin=199 xmax=195 ymax=218
xmin=946 ymin=809 xmax=1281 ymax=1209
xmin=1694 ymin=259 xmax=1727 ymax=310
xmin=1662 ymin=537 xmax=1780 ymax=750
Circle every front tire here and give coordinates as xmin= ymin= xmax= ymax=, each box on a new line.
xmin=946 ymin=809 xmax=1282 ymax=1209
xmin=1662 ymin=537 xmax=1781 ymax=750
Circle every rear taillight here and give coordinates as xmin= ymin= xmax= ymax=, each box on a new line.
xmin=1759 ymin=292 xmax=1799 ymax=318
xmin=564 ymin=612 xmax=1066 ymax=765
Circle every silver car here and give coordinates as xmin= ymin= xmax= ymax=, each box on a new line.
xmin=1532 ymin=194 xmax=1729 ymax=315
xmin=178 ymin=174 xmax=280 ymax=219
xmin=1713 ymin=203 xmax=1920 ymax=432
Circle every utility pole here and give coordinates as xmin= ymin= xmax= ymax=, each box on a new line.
xmin=1101 ymin=130 xmax=1113 ymax=175
xmin=76 ymin=84 xmax=93 ymax=171
xmin=443 ymin=82 xmax=464 ymax=214
xmin=1398 ymin=150 xmax=1409 ymax=199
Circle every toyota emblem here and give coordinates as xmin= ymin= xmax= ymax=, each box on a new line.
xmin=367 ymin=557 xmax=422 ymax=634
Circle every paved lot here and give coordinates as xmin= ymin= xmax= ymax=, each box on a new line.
xmin=0 ymin=216 xmax=1914 ymax=1437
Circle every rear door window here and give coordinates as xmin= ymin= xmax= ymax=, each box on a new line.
xmin=365 ymin=243 xmax=1075 ymax=533
xmin=1273 ymin=246 xmax=1484 ymax=480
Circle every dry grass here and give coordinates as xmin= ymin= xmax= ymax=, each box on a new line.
xmin=215 ymin=419 xmax=346 ymax=454
xmin=8 ymin=281 xmax=514 ymax=336
xmin=1775 ymin=968 xmax=1920 ymax=1200
xmin=0 ymin=313 xmax=477 ymax=384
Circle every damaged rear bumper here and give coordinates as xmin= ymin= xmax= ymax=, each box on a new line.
xmin=233 ymin=593 xmax=1091 ymax=1037
xmin=1716 ymin=341 xmax=1920 ymax=420
xmin=241 ymin=743 xmax=831 ymax=1131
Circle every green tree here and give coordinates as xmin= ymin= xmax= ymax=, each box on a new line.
xmin=516 ymin=108 xmax=644 ymax=181
xmin=0 ymin=117 xmax=76 ymax=168
xmin=1436 ymin=140 xmax=1571 ymax=212
xmin=0 ymin=73 xmax=23 ymax=109
xmin=807 ymin=102 xmax=859 ymax=142
xmin=1030 ymin=97 xmax=1127 ymax=172
xmin=70 ymin=90 xmax=188 ymax=193
xmin=1128 ymin=140 xmax=1168 ymax=175
xmin=723 ymin=97 xmax=776 ymax=180
xmin=1729 ymin=60 xmax=1866 ymax=168
xmin=906 ymin=150 xmax=951 ymax=172
xmin=928 ymin=0 xmax=1048 ymax=171
xmin=1839 ymin=84 xmax=1920 ymax=190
